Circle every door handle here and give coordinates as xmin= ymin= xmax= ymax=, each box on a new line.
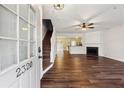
xmin=38 ymin=56 xmax=42 ymax=59
xmin=38 ymin=47 xmax=41 ymax=53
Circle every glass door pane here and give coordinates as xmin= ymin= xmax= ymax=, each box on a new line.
xmin=19 ymin=41 xmax=28 ymax=62
xmin=30 ymin=25 xmax=35 ymax=41
xmin=30 ymin=42 xmax=36 ymax=57
xmin=19 ymin=18 xmax=28 ymax=40
xmin=30 ymin=6 xmax=35 ymax=25
xmin=19 ymin=4 xmax=29 ymax=21
xmin=0 ymin=5 xmax=17 ymax=38
xmin=30 ymin=6 xmax=36 ymax=58
xmin=4 ymin=4 xmax=17 ymax=13
xmin=0 ymin=39 xmax=17 ymax=71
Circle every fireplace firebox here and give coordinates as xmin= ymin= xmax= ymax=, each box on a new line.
xmin=86 ymin=47 xmax=98 ymax=56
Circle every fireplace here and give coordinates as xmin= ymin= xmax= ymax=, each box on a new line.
xmin=86 ymin=47 xmax=98 ymax=56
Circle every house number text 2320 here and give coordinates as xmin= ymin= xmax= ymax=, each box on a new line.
xmin=16 ymin=61 xmax=33 ymax=78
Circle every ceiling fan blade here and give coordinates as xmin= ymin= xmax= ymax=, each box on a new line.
xmin=88 ymin=27 xmax=94 ymax=29
xmin=88 ymin=23 xmax=94 ymax=26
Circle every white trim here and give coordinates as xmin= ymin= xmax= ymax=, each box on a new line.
xmin=84 ymin=43 xmax=103 ymax=44
xmin=30 ymin=41 xmax=36 ymax=43
xmin=17 ymin=4 xmax=21 ymax=88
xmin=30 ymin=23 xmax=36 ymax=27
xmin=0 ymin=57 xmax=31 ymax=76
xmin=0 ymin=64 xmax=17 ymax=76
xmin=43 ymin=63 xmax=53 ymax=75
xmin=104 ymin=56 xmax=124 ymax=63
xmin=28 ymin=5 xmax=30 ymax=59
xmin=19 ymin=58 xmax=30 ymax=63
xmin=0 ymin=57 xmax=33 ymax=76
xmin=19 ymin=39 xmax=28 ymax=42
xmin=0 ymin=36 xmax=17 ymax=41
xmin=18 ymin=5 xmax=36 ymax=27
xmin=30 ymin=56 xmax=36 ymax=59
xmin=1 ymin=5 xmax=17 ymax=16
xmin=17 ymin=4 xmax=19 ymax=64
xmin=19 ymin=16 xmax=29 ymax=24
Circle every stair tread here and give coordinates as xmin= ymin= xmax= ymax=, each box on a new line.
xmin=43 ymin=31 xmax=53 ymax=71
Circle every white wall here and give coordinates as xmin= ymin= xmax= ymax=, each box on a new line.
xmin=57 ymin=32 xmax=84 ymax=38
xmin=57 ymin=42 xmax=64 ymax=53
xmin=84 ymin=31 xmax=101 ymax=44
xmin=103 ymin=25 xmax=124 ymax=62
xmin=50 ymin=29 xmax=57 ymax=63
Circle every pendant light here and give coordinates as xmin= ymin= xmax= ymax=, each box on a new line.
xmin=54 ymin=4 xmax=64 ymax=10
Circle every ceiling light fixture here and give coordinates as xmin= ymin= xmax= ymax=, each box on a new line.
xmin=54 ymin=4 xmax=64 ymax=10
xmin=81 ymin=28 xmax=87 ymax=31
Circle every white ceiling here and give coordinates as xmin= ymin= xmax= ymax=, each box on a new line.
xmin=43 ymin=4 xmax=124 ymax=33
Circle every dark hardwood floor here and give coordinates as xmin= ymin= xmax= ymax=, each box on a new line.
xmin=41 ymin=51 xmax=124 ymax=88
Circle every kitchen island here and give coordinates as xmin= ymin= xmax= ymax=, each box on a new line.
xmin=69 ymin=46 xmax=85 ymax=54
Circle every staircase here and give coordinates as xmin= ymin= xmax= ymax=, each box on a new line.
xmin=43 ymin=31 xmax=53 ymax=70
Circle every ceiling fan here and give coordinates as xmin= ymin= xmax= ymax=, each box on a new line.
xmin=77 ymin=23 xmax=95 ymax=31
xmin=64 ymin=22 xmax=95 ymax=31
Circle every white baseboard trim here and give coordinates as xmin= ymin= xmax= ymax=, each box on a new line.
xmin=43 ymin=63 xmax=54 ymax=75
xmin=104 ymin=55 xmax=124 ymax=62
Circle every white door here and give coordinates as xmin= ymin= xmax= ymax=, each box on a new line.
xmin=0 ymin=4 xmax=41 ymax=88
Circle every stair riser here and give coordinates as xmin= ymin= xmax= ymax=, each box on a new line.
xmin=43 ymin=31 xmax=53 ymax=70
xmin=43 ymin=48 xmax=51 ymax=50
